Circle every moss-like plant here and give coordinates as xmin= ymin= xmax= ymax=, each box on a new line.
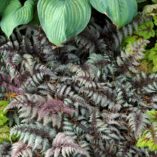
xmin=0 ymin=101 xmax=10 ymax=143
xmin=0 ymin=101 xmax=9 ymax=126
xmin=137 ymin=110 xmax=157 ymax=151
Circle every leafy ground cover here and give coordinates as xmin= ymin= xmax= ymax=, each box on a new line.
xmin=0 ymin=0 xmax=157 ymax=157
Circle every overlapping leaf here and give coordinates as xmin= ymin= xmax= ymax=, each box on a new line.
xmin=90 ymin=0 xmax=137 ymax=28
xmin=0 ymin=0 xmax=34 ymax=38
xmin=37 ymin=0 xmax=91 ymax=45
xmin=0 ymin=101 xmax=9 ymax=126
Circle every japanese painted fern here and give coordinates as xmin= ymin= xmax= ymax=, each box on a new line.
xmin=0 ymin=18 xmax=157 ymax=157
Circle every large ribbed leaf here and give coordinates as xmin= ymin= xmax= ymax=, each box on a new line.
xmin=0 ymin=0 xmax=10 ymax=16
xmin=37 ymin=0 xmax=91 ymax=46
xmin=0 ymin=0 xmax=34 ymax=38
xmin=90 ymin=0 xmax=137 ymax=28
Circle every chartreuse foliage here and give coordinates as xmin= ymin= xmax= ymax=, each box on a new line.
xmin=0 ymin=101 xmax=10 ymax=143
xmin=137 ymin=110 xmax=157 ymax=151
xmin=37 ymin=0 xmax=91 ymax=46
xmin=0 ymin=0 xmax=137 ymax=45
xmin=0 ymin=101 xmax=9 ymax=126
xmin=122 ymin=1 xmax=157 ymax=73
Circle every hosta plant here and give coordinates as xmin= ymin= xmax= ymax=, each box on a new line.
xmin=0 ymin=0 xmax=137 ymax=45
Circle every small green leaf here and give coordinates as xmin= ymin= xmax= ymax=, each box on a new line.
xmin=0 ymin=112 xmax=8 ymax=126
xmin=135 ymin=21 xmax=155 ymax=39
xmin=147 ymin=110 xmax=157 ymax=122
xmin=152 ymin=0 xmax=157 ymax=4
xmin=143 ymin=4 xmax=157 ymax=16
xmin=37 ymin=0 xmax=91 ymax=45
xmin=0 ymin=101 xmax=9 ymax=126
xmin=137 ymin=0 xmax=146 ymax=3
xmin=0 ymin=101 xmax=9 ymax=107
xmin=0 ymin=0 xmax=34 ymax=38
xmin=0 ymin=126 xmax=10 ymax=143
xmin=153 ymin=15 xmax=157 ymax=26
xmin=90 ymin=0 xmax=137 ymax=28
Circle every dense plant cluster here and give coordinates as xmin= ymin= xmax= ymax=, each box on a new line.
xmin=0 ymin=14 xmax=157 ymax=156
xmin=0 ymin=0 xmax=137 ymax=45
xmin=122 ymin=0 xmax=157 ymax=72
xmin=0 ymin=0 xmax=157 ymax=157
xmin=137 ymin=110 xmax=157 ymax=151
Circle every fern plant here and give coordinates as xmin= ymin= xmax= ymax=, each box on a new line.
xmin=0 ymin=15 xmax=157 ymax=156
xmin=137 ymin=110 xmax=157 ymax=151
xmin=122 ymin=1 xmax=157 ymax=73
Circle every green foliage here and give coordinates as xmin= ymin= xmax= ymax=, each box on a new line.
xmin=122 ymin=1 xmax=157 ymax=73
xmin=152 ymin=0 xmax=157 ymax=3
xmin=137 ymin=110 xmax=157 ymax=151
xmin=0 ymin=0 xmax=137 ymax=45
xmin=0 ymin=126 xmax=10 ymax=143
xmin=0 ymin=101 xmax=10 ymax=143
xmin=154 ymin=15 xmax=157 ymax=25
xmin=1 ymin=24 xmax=157 ymax=156
xmin=0 ymin=0 xmax=34 ymax=38
xmin=145 ymin=43 xmax=157 ymax=72
xmin=37 ymin=0 xmax=91 ymax=45
xmin=0 ymin=101 xmax=9 ymax=126
xmin=90 ymin=0 xmax=137 ymax=28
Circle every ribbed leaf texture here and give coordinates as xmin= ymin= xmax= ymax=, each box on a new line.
xmin=37 ymin=0 xmax=91 ymax=45
xmin=0 ymin=15 xmax=157 ymax=156
xmin=0 ymin=0 xmax=34 ymax=38
xmin=11 ymin=141 xmax=33 ymax=157
xmin=90 ymin=0 xmax=137 ymax=28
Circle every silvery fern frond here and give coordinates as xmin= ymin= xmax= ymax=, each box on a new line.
xmin=45 ymin=133 xmax=89 ymax=157
xmin=11 ymin=123 xmax=56 ymax=151
xmin=128 ymin=109 xmax=149 ymax=138
xmin=11 ymin=141 xmax=33 ymax=157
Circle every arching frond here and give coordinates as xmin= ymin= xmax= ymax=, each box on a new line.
xmin=45 ymin=133 xmax=89 ymax=157
xmin=11 ymin=141 xmax=33 ymax=157
xmin=11 ymin=123 xmax=56 ymax=151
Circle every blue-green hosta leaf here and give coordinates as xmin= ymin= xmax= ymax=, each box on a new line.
xmin=0 ymin=0 xmax=10 ymax=16
xmin=37 ymin=0 xmax=91 ymax=45
xmin=135 ymin=21 xmax=155 ymax=39
xmin=137 ymin=0 xmax=146 ymax=3
xmin=0 ymin=0 xmax=34 ymax=38
xmin=90 ymin=0 xmax=137 ymax=28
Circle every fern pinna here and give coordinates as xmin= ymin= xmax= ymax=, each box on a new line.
xmin=0 ymin=17 xmax=157 ymax=157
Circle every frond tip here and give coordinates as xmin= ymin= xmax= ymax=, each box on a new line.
xmin=45 ymin=133 xmax=89 ymax=157
xmin=11 ymin=141 xmax=33 ymax=157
